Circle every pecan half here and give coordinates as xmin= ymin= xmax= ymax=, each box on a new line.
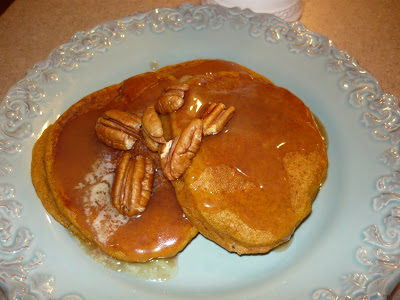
xmin=142 ymin=131 xmax=160 ymax=152
xmin=201 ymin=103 xmax=235 ymax=136
xmin=155 ymin=83 xmax=189 ymax=114
xmin=160 ymin=119 xmax=203 ymax=180
xmin=96 ymin=110 xmax=141 ymax=150
xmin=142 ymin=106 xmax=166 ymax=152
xmin=111 ymin=153 xmax=155 ymax=217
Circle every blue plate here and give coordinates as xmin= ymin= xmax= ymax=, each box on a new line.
xmin=1 ymin=4 xmax=399 ymax=299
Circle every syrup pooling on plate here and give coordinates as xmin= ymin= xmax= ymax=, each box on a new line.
xmin=70 ymin=230 xmax=178 ymax=281
xmin=86 ymin=243 xmax=178 ymax=281
xmin=313 ymin=114 xmax=329 ymax=148
xmin=51 ymin=73 xmax=196 ymax=262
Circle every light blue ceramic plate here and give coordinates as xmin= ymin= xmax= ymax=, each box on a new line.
xmin=1 ymin=4 xmax=399 ymax=299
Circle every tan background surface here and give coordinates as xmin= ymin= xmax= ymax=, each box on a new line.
xmin=0 ymin=0 xmax=399 ymax=100
xmin=0 ymin=0 xmax=399 ymax=299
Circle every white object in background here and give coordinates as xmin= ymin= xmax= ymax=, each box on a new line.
xmin=201 ymin=0 xmax=302 ymax=22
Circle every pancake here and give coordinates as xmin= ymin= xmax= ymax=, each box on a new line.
xmin=157 ymin=61 xmax=328 ymax=254
xmin=31 ymin=125 xmax=90 ymax=243
xmin=33 ymin=72 xmax=198 ymax=262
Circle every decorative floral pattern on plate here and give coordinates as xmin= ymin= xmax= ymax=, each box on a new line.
xmin=1 ymin=4 xmax=398 ymax=299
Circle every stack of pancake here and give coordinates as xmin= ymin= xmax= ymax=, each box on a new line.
xmin=31 ymin=59 xmax=328 ymax=262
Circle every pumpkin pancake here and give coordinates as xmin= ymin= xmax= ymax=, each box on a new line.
xmin=31 ymin=125 xmax=90 ymax=243
xmin=35 ymin=72 xmax=198 ymax=262
xmin=157 ymin=61 xmax=328 ymax=254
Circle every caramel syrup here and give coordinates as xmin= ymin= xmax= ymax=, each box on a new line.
xmin=168 ymin=63 xmax=327 ymax=241
xmin=52 ymin=73 xmax=195 ymax=263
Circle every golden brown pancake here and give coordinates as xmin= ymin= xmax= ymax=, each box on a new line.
xmin=157 ymin=61 xmax=328 ymax=254
xmin=33 ymin=72 xmax=198 ymax=262
xmin=31 ymin=125 xmax=90 ymax=243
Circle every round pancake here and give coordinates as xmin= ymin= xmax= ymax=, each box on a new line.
xmin=39 ymin=72 xmax=198 ymax=262
xmin=162 ymin=63 xmax=328 ymax=254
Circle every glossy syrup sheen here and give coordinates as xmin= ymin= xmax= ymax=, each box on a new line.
xmin=170 ymin=66 xmax=326 ymax=239
xmin=52 ymin=59 xmax=326 ymax=263
xmin=52 ymin=73 xmax=195 ymax=262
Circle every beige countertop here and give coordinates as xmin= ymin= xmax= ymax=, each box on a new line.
xmin=1 ymin=0 xmax=399 ymax=100
xmin=0 ymin=0 xmax=399 ymax=298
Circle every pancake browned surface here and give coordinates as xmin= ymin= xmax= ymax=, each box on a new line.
xmin=158 ymin=60 xmax=328 ymax=254
xmin=32 ymin=72 xmax=198 ymax=262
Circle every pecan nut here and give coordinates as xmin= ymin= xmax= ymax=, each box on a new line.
xmin=155 ymin=83 xmax=189 ymax=114
xmin=111 ymin=153 xmax=155 ymax=217
xmin=142 ymin=131 xmax=160 ymax=153
xmin=201 ymin=103 xmax=235 ymax=136
xmin=160 ymin=119 xmax=203 ymax=180
xmin=95 ymin=110 xmax=141 ymax=150
xmin=142 ymin=106 xmax=166 ymax=152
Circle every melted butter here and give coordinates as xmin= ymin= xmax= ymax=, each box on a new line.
xmin=273 ymin=238 xmax=293 ymax=252
xmin=89 ymin=247 xmax=177 ymax=281
xmin=73 ymin=232 xmax=178 ymax=281
xmin=150 ymin=60 xmax=159 ymax=70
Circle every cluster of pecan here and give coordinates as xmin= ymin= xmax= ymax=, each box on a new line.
xmin=95 ymin=82 xmax=235 ymax=217
xmin=160 ymin=102 xmax=235 ymax=180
